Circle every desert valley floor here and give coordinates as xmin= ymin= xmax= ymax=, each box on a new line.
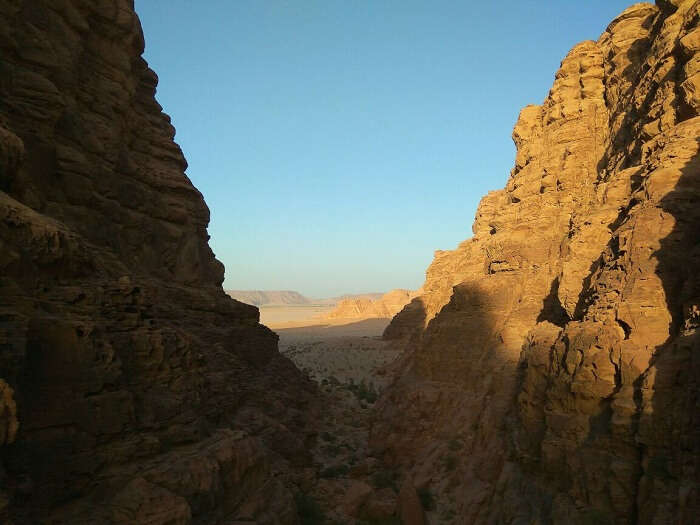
xmin=278 ymin=318 xmax=398 ymax=522
xmin=268 ymin=315 xmax=442 ymax=523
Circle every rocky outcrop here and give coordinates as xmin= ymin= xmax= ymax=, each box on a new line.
xmin=326 ymin=289 xmax=417 ymax=320
xmin=0 ymin=1 xmax=317 ymax=523
xmin=372 ymin=1 xmax=700 ymax=523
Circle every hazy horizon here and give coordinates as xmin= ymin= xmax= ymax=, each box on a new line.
xmin=136 ymin=0 xmax=637 ymax=297
xmin=226 ymin=288 xmax=387 ymax=300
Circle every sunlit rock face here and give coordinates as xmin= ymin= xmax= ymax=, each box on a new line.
xmin=0 ymin=1 xmax=317 ymax=523
xmin=373 ymin=1 xmax=700 ymax=523
xmin=326 ymin=289 xmax=418 ymax=320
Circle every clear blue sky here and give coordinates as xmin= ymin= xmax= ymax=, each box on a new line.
xmin=135 ymin=0 xmax=636 ymax=298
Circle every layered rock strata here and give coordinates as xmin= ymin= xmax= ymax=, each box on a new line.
xmin=0 ymin=1 xmax=317 ymax=523
xmin=325 ymin=289 xmax=418 ymax=320
xmin=373 ymin=1 xmax=700 ymax=523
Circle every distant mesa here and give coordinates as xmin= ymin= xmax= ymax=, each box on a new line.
xmin=226 ymin=290 xmax=387 ymax=307
xmin=225 ymin=290 xmax=311 ymax=306
xmin=324 ymin=289 xmax=418 ymax=320
xmin=313 ymin=292 xmax=384 ymax=306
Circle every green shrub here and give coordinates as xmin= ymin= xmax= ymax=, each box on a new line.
xmin=371 ymin=469 xmax=398 ymax=491
xmin=322 ymin=444 xmax=341 ymax=457
xmin=441 ymin=509 xmax=457 ymax=520
xmin=320 ymin=431 xmax=336 ymax=442
xmin=320 ymin=464 xmax=350 ymax=478
xmin=418 ymin=487 xmax=436 ymax=511
xmin=347 ymin=379 xmax=379 ymax=404
xmin=444 ymin=454 xmax=457 ymax=471
xmin=359 ymin=517 xmax=401 ymax=525
xmin=448 ymin=438 xmax=463 ymax=451
xmin=295 ymin=492 xmax=325 ymax=525
xmin=579 ymin=508 xmax=614 ymax=525
xmin=647 ymin=454 xmax=673 ymax=480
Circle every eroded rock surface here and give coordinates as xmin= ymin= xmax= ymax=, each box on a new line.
xmin=0 ymin=1 xmax=317 ymax=523
xmin=326 ymin=289 xmax=418 ymax=321
xmin=373 ymin=2 xmax=700 ymax=523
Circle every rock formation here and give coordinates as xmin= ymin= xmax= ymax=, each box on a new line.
xmin=0 ymin=1 xmax=317 ymax=523
xmin=226 ymin=290 xmax=311 ymax=307
xmin=326 ymin=289 xmax=418 ymax=320
xmin=313 ymin=292 xmax=384 ymax=306
xmin=225 ymin=290 xmax=388 ymax=308
xmin=373 ymin=1 xmax=700 ymax=523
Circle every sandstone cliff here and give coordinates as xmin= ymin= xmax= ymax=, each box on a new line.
xmin=373 ymin=1 xmax=700 ymax=523
xmin=0 ymin=1 xmax=317 ymax=523
xmin=325 ymin=289 xmax=418 ymax=320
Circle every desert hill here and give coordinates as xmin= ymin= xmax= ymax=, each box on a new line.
xmin=225 ymin=290 xmax=386 ymax=308
xmin=312 ymin=292 xmax=384 ymax=306
xmin=325 ymin=289 xmax=418 ymax=320
xmin=225 ymin=291 xmax=393 ymax=327
xmin=225 ymin=289 xmax=311 ymax=306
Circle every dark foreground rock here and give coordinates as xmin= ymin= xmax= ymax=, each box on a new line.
xmin=0 ymin=1 xmax=317 ymax=523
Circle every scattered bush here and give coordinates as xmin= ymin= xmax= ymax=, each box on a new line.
xmin=418 ymin=487 xmax=436 ymax=511
xmin=448 ymin=438 xmax=463 ymax=451
xmin=371 ymin=469 xmax=398 ymax=491
xmin=440 ymin=508 xmax=457 ymax=521
xmin=443 ymin=454 xmax=457 ymax=471
xmin=647 ymin=454 xmax=673 ymax=480
xmin=359 ymin=517 xmax=401 ymax=525
xmin=322 ymin=443 xmax=341 ymax=457
xmin=320 ymin=464 xmax=350 ymax=478
xmin=320 ymin=431 xmax=336 ymax=443
xmin=295 ymin=492 xmax=325 ymax=525
xmin=580 ymin=508 xmax=614 ymax=525
xmin=346 ymin=379 xmax=379 ymax=404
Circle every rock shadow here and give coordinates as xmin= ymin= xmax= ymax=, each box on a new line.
xmin=382 ymin=296 xmax=427 ymax=343
xmin=274 ymin=317 xmax=391 ymax=339
xmin=370 ymin=279 xmax=520 ymax=525
xmin=537 ymin=277 xmax=570 ymax=327
xmin=639 ymin=135 xmax=699 ymax=521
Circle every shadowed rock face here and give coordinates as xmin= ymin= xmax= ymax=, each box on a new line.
xmin=0 ymin=1 xmax=317 ymax=523
xmin=373 ymin=1 xmax=699 ymax=523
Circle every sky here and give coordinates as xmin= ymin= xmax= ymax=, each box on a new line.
xmin=135 ymin=0 xmax=637 ymax=298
